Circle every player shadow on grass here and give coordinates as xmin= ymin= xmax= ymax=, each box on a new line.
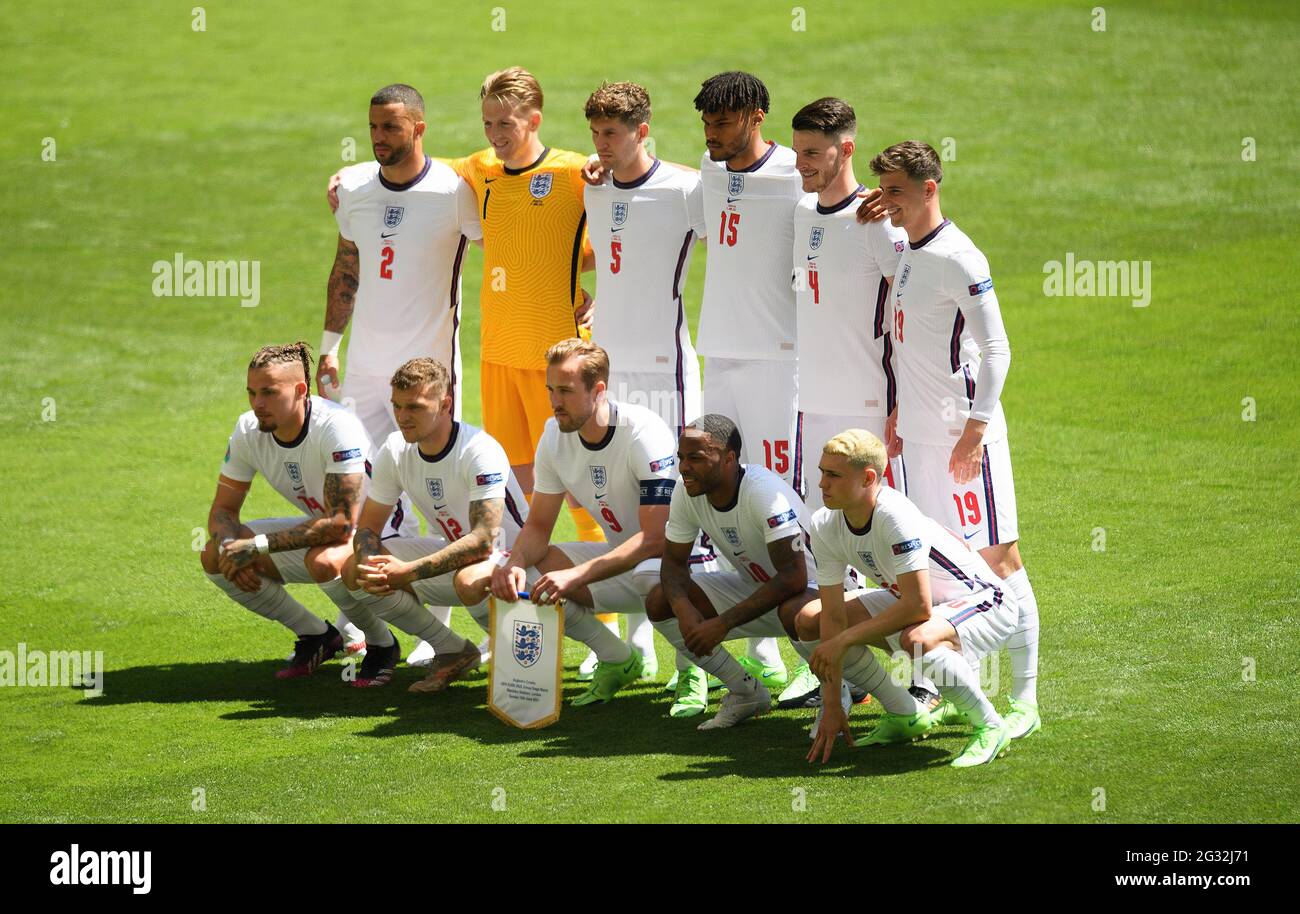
xmin=80 ymin=659 xmax=961 ymax=773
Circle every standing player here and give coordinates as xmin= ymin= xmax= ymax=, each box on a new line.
xmin=804 ymin=430 xmax=1018 ymax=766
xmin=689 ymin=71 xmax=808 ymax=688
xmin=490 ymin=340 xmax=688 ymax=706
xmin=645 ymin=415 xmax=820 ymax=729
xmin=583 ymin=80 xmax=705 ymax=683
xmin=321 ymin=83 xmax=482 ymax=664
xmin=790 ymin=97 xmax=907 ymax=506
xmin=871 ymin=141 xmax=1041 ymax=739
xmin=200 ymin=343 xmax=398 ymax=679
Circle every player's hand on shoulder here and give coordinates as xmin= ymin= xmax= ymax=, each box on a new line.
xmin=326 ymin=169 xmax=344 ymax=213
xmin=855 ymin=186 xmax=887 ymax=224
xmin=580 ymin=154 xmax=605 ymax=186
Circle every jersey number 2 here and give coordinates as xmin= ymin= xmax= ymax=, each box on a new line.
xmin=379 ymin=245 xmax=394 ymax=280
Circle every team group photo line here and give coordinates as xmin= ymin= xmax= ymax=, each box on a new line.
xmin=205 ymin=66 xmax=1041 ymax=768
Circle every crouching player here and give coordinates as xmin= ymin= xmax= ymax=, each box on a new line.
xmin=805 ymin=430 xmax=1018 ymax=767
xmin=490 ymin=339 xmax=679 ymax=706
xmin=645 ymin=415 xmax=821 ymax=730
xmin=200 ymin=342 xmax=398 ymax=679
xmin=343 ymin=358 xmax=529 ymax=692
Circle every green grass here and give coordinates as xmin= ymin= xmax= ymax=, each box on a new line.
xmin=1 ymin=0 xmax=1297 ymax=822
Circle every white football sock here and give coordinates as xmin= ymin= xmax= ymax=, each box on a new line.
xmin=675 ymin=651 xmax=692 ymax=673
xmin=746 ymin=636 xmax=783 ymax=668
xmin=334 ymin=611 xmax=365 ymax=645
xmin=841 ymin=645 xmax=920 ymax=715
xmin=922 ymin=647 xmax=1002 ymax=727
xmin=566 ymin=606 xmax=632 ymax=663
xmin=320 ymin=578 xmax=394 ymax=648
xmin=653 ymin=618 xmax=756 ymax=695
xmin=625 ymin=611 xmax=656 ymax=659
xmin=206 ymin=572 xmax=325 ymax=636
xmin=1003 ymin=568 xmax=1039 ymax=705
xmin=354 ymin=588 xmax=470 ymax=655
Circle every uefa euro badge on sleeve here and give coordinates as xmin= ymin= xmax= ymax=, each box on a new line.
xmin=488 ymin=595 xmax=564 ymax=729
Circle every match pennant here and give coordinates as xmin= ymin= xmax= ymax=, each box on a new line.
xmin=487 ymin=595 xmax=565 ymax=729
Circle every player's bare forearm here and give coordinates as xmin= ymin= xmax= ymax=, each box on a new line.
xmin=325 ymin=235 xmax=359 ymax=333
xmin=411 ymin=498 xmax=501 ymax=580
xmin=265 ymin=515 xmax=351 ymax=552
xmin=817 ymin=589 xmax=849 ymax=688
xmin=506 ymin=522 xmax=553 ymax=574
xmin=717 ymin=536 xmax=807 ymax=631
xmin=660 ymin=543 xmax=700 ymax=621
xmin=576 ymin=530 xmax=662 ymax=585
xmin=208 ymin=506 xmax=242 ymax=545
xmin=353 ymin=526 xmax=384 ymax=567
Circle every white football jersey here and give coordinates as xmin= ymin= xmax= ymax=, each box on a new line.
xmin=221 ymin=396 xmax=407 ymax=536
xmin=810 ymin=486 xmax=1005 ymax=605
xmin=369 ymin=421 xmax=528 ymax=548
xmin=890 ymin=220 xmax=1009 ymax=446
xmin=666 ymin=464 xmax=816 ymax=584
xmin=585 ymin=160 xmax=701 ymax=376
xmin=694 ymin=143 xmax=804 ymax=361
xmin=793 ymin=188 xmax=907 ymax=417
xmin=532 ymin=401 xmax=679 ymax=548
xmin=334 ymin=157 xmax=482 ymax=380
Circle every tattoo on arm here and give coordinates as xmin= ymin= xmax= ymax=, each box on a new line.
xmin=325 ymin=236 xmax=359 ymax=333
xmin=210 ymin=507 xmax=241 ymax=545
xmin=354 ymin=527 xmax=383 ymax=566
xmin=264 ymin=473 xmax=359 ymax=552
xmin=719 ymin=536 xmax=806 ymax=629
xmin=411 ymin=497 xmax=501 ymax=580
xmin=660 ymin=541 xmax=694 ymax=608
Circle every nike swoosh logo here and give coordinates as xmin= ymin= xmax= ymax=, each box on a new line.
xmin=610 ymin=227 xmax=623 ymax=233
xmin=484 ymin=178 xmax=496 ymax=184
xmin=964 ymin=532 xmax=979 ymax=540
xmin=806 ymin=255 xmax=818 ymax=262
xmin=381 ymin=232 xmax=397 ymax=238
xmin=434 ymin=504 xmax=448 ymax=510
xmin=726 ymin=197 xmax=740 ymax=203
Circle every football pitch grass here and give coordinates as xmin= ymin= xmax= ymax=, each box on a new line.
xmin=2 ymin=0 xmax=1296 ymax=823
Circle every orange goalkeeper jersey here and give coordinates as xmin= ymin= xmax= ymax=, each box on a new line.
xmin=448 ymin=147 xmax=592 ymax=369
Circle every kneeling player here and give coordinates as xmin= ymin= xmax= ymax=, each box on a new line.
xmin=490 ymin=339 xmax=679 ymax=706
xmin=805 ymin=430 xmax=1019 ymax=767
xmin=200 ymin=342 xmax=398 ymax=679
xmin=343 ymin=358 xmax=529 ymax=691
xmin=645 ymin=415 xmax=819 ymax=730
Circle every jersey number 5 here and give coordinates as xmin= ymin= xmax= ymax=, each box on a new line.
xmin=379 ymin=245 xmax=394 ymax=280
xmin=610 ymin=238 xmax=622 ymax=274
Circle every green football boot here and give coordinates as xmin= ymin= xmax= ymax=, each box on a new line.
xmin=950 ymin=722 xmax=1012 ymax=768
xmin=739 ymin=655 xmax=789 ymax=690
xmin=664 ymin=668 xmax=722 ymax=692
xmin=572 ymin=652 xmax=643 ymax=707
xmin=668 ymin=666 xmax=709 ymax=718
xmin=776 ymin=662 xmax=821 ymax=709
xmin=932 ymin=699 xmax=967 ymax=726
xmin=1003 ymin=696 xmax=1041 ymax=739
xmin=860 ymin=708 xmax=937 ymax=746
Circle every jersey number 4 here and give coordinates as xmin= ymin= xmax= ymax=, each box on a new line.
xmin=718 ymin=211 xmax=740 ymax=247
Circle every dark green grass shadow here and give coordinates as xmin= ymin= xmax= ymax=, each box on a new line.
xmin=80 ymin=657 xmax=961 ymax=777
